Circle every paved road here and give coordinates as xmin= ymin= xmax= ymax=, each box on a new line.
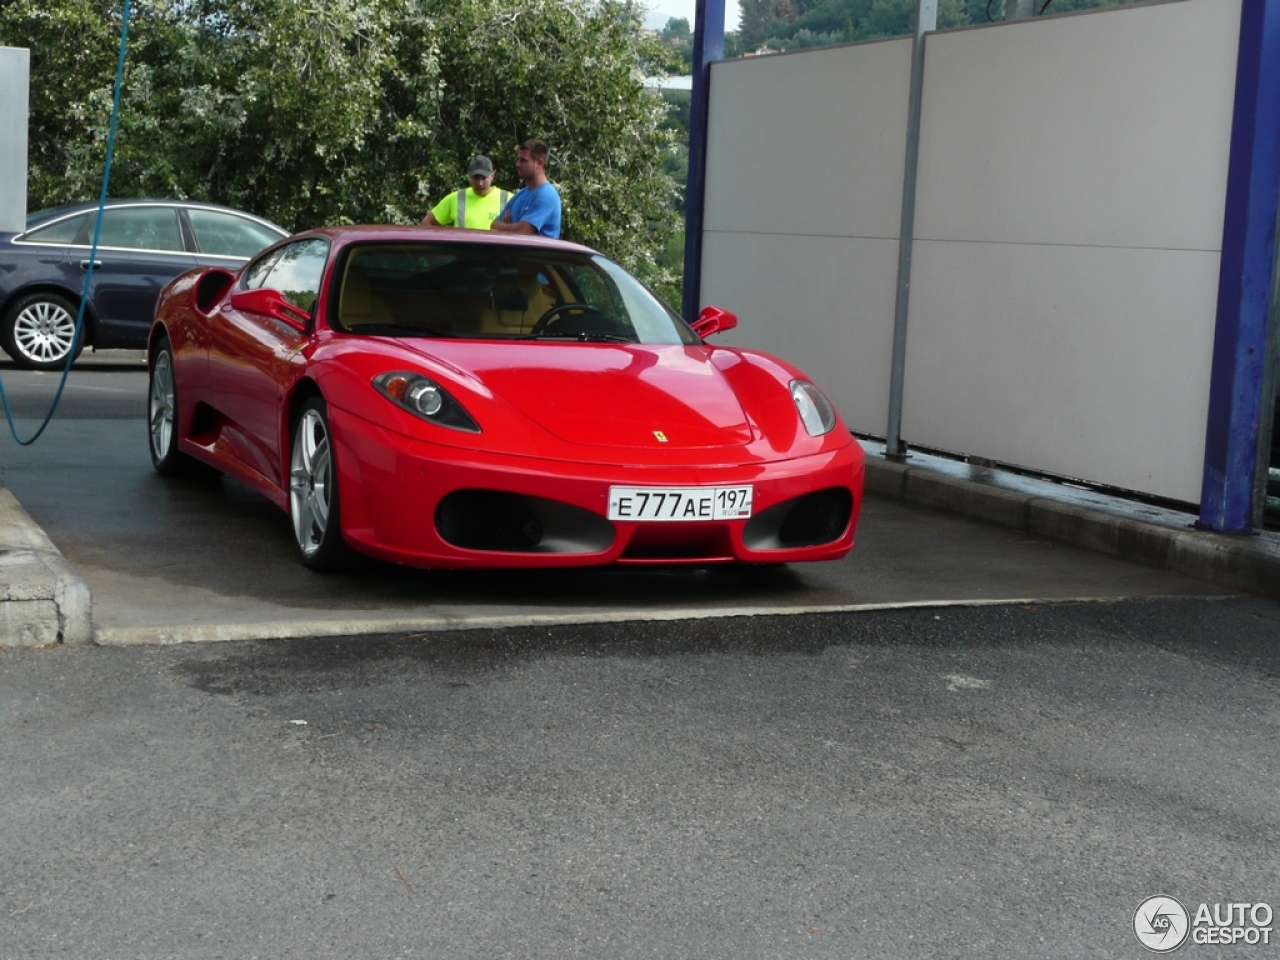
xmin=3 ymin=599 xmax=1279 ymax=958
xmin=2 ymin=355 xmax=1278 ymax=958
xmin=0 ymin=356 xmax=1230 ymax=644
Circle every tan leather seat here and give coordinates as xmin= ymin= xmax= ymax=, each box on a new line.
xmin=488 ymin=269 xmax=557 ymax=331
xmin=339 ymin=262 xmax=392 ymax=328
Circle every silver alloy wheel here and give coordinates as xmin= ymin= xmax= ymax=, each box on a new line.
xmin=12 ymin=299 xmax=77 ymax=366
xmin=149 ymin=349 xmax=175 ymax=460
xmin=290 ymin=408 xmax=332 ymax=558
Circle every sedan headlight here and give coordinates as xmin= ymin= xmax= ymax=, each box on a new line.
xmin=791 ymin=380 xmax=836 ymax=437
xmin=373 ymin=372 xmax=481 ymax=433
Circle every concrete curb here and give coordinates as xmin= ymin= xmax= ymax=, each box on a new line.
xmin=864 ymin=451 xmax=1280 ymax=600
xmin=0 ymin=486 xmax=92 ymax=646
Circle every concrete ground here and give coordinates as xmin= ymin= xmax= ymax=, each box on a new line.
xmin=2 ymin=352 xmax=1271 ymax=648
xmin=0 ymin=408 xmax=1235 ymax=644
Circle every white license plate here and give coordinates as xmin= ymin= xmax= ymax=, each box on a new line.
xmin=607 ymin=485 xmax=753 ymax=522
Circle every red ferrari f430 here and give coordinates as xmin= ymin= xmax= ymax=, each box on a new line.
xmin=147 ymin=226 xmax=864 ymax=570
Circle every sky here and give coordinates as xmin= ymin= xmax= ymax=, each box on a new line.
xmin=643 ymin=0 xmax=742 ymax=32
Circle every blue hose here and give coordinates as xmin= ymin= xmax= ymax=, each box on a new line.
xmin=0 ymin=0 xmax=132 ymax=445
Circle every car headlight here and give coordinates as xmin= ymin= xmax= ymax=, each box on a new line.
xmin=791 ymin=380 xmax=836 ymax=437
xmin=373 ymin=372 xmax=481 ymax=433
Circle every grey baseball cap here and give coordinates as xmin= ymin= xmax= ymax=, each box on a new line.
xmin=467 ymin=155 xmax=494 ymax=177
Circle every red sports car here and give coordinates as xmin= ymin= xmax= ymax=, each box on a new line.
xmin=147 ymin=226 xmax=864 ymax=570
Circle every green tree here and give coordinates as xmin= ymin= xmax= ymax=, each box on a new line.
xmin=1 ymin=0 xmax=681 ymax=291
xmin=661 ymin=15 xmax=690 ymax=39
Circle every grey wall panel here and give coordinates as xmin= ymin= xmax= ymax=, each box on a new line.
xmin=704 ymin=38 xmax=913 ymax=239
xmin=0 ymin=47 xmax=30 ymax=234
xmin=700 ymin=0 xmax=1239 ymax=503
xmin=701 ymin=231 xmax=899 ymax=434
xmin=903 ymin=240 xmax=1219 ymax=502
xmin=901 ymin=0 xmax=1239 ymax=502
xmin=701 ymin=38 xmax=913 ymax=435
xmin=914 ymin=0 xmax=1239 ymax=250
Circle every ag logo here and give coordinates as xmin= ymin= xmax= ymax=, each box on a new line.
xmin=1134 ymin=896 xmax=1190 ymax=953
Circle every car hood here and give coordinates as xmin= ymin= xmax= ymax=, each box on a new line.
xmin=399 ymin=341 xmax=755 ymax=449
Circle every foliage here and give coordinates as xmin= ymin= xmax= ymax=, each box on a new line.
xmin=0 ymin=0 xmax=682 ymax=290
xmin=740 ymin=0 xmax=1137 ymax=52
xmin=658 ymin=15 xmax=693 ymax=69
xmin=661 ymin=15 xmax=690 ymax=38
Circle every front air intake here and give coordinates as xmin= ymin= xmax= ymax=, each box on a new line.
xmin=742 ymin=487 xmax=853 ymax=550
xmin=435 ymin=490 xmax=544 ymax=551
xmin=777 ymin=488 xmax=852 ymax=546
xmin=435 ymin=490 xmax=614 ymax=554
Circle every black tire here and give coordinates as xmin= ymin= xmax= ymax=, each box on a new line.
xmin=2 ymin=292 xmax=87 ymax=371
xmin=290 ymin=395 xmax=354 ymax=571
xmin=148 ymin=334 xmax=196 ymax=476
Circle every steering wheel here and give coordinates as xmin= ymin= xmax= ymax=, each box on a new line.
xmin=530 ymin=302 xmax=614 ymax=336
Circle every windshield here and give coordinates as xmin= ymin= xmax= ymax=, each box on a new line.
xmin=331 ymin=242 xmax=699 ymax=345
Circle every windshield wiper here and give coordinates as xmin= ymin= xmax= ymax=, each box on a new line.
xmin=521 ymin=331 xmax=636 ymax=343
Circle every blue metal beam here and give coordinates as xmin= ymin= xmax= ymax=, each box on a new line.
xmin=680 ymin=0 xmax=725 ymax=321
xmin=1199 ymin=0 xmax=1280 ymax=532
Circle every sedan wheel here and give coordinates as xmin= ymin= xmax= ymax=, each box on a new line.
xmin=290 ymin=396 xmax=351 ymax=570
xmin=2 ymin=293 xmax=85 ymax=371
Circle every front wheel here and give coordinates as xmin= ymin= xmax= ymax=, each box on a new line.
xmin=290 ymin=396 xmax=353 ymax=571
xmin=149 ymin=335 xmax=190 ymax=475
xmin=2 ymin=292 xmax=86 ymax=370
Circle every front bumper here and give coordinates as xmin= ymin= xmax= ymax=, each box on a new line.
xmin=330 ymin=409 xmax=864 ymax=568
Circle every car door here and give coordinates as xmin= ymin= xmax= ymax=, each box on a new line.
xmin=75 ymin=205 xmax=196 ymax=348
xmin=3 ymin=211 xmax=88 ymax=303
xmin=208 ymin=237 xmax=329 ymax=487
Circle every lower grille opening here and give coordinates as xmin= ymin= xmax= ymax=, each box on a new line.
xmin=620 ymin=524 xmax=733 ymax=560
xmin=742 ymin=487 xmax=854 ymax=550
xmin=778 ymin=488 xmax=853 ymax=546
xmin=435 ymin=490 xmax=614 ymax=554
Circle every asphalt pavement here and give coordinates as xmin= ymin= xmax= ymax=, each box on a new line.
xmin=2 ymin=354 xmax=1279 ymax=958
xmin=4 ymin=599 xmax=1280 ymax=958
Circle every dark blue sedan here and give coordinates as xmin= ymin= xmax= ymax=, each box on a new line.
xmin=0 ymin=199 xmax=288 ymax=369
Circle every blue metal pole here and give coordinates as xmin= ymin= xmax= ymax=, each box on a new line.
xmin=1199 ymin=0 xmax=1280 ymax=532
xmin=680 ymin=0 xmax=725 ymax=322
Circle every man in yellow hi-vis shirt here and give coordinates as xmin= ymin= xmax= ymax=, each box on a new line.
xmin=422 ymin=156 xmax=512 ymax=230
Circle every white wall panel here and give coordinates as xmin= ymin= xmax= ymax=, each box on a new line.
xmin=704 ymin=38 xmax=911 ymax=237
xmin=914 ymin=0 xmax=1239 ymax=250
xmin=701 ymin=232 xmax=899 ymax=433
xmin=0 ymin=47 xmax=29 ymax=234
xmin=700 ymin=0 xmax=1241 ymax=504
xmin=903 ymin=240 xmax=1219 ymax=501
xmin=901 ymin=0 xmax=1239 ymax=502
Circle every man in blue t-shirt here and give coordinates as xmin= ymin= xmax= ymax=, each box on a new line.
xmin=491 ymin=139 xmax=562 ymax=240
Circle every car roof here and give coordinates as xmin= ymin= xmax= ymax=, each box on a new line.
xmin=20 ymin=199 xmax=288 ymax=234
xmin=309 ymin=224 xmax=596 ymax=257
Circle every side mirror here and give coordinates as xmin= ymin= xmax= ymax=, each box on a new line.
xmin=228 ymin=287 xmax=310 ymax=332
xmin=690 ymin=305 xmax=738 ymax=339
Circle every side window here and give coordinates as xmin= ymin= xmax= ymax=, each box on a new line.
xmin=242 ymin=249 xmax=284 ymax=290
xmin=91 ymin=207 xmax=184 ymax=252
xmin=188 ymin=209 xmax=284 ymax=258
xmin=260 ymin=239 xmax=330 ymax=313
xmin=21 ymin=214 xmax=88 ymax=244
